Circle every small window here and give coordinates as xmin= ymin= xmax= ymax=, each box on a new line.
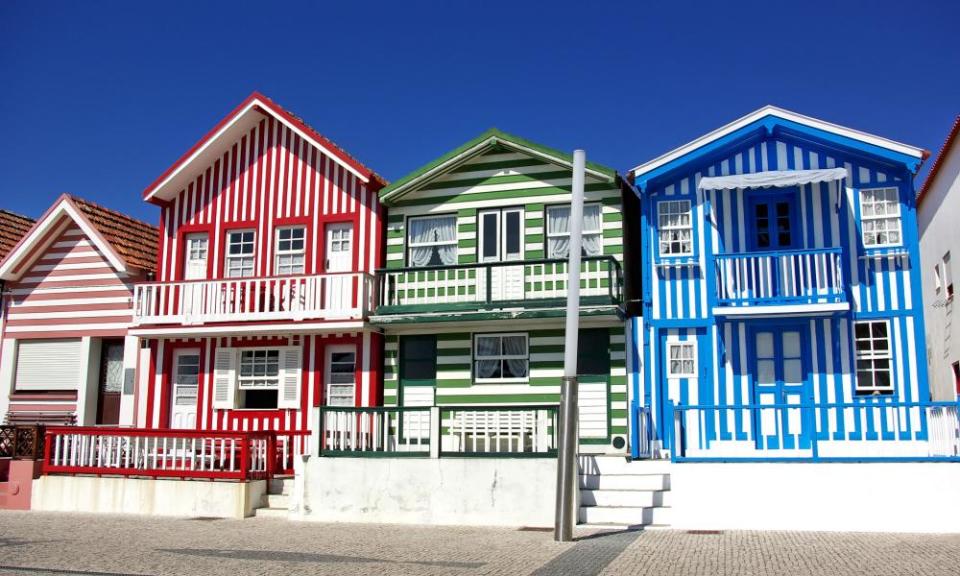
xmin=474 ymin=333 xmax=528 ymax=382
xmin=400 ymin=335 xmax=437 ymax=381
xmin=657 ymin=200 xmax=693 ymax=257
xmin=546 ymin=204 xmax=603 ymax=258
xmin=953 ymin=362 xmax=960 ymax=397
xmin=407 ymin=215 xmax=457 ymax=267
xmin=237 ymin=349 xmax=280 ymax=409
xmin=275 ymin=227 xmax=306 ymax=275
xmin=666 ymin=342 xmax=696 ymax=378
xmin=944 ymin=252 xmax=954 ymax=300
xmin=859 ymin=187 xmax=902 ymax=248
xmin=854 ymin=320 xmax=894 ymax=395
xmin=934 ymin=263 xmax=943 ymax=295
xmin=578 ymin=328 xmax=611 ymax=376
xmin=226 ymin=230 xmax=256 ymax=278
xmin=326 ymin=350 xmax=357 ymax=407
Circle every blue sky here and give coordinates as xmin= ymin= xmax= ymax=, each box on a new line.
xmin=1 ymin=0 xmax=958 ymax=222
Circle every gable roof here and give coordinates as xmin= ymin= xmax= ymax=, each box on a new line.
xmin=379 ymin=128 xmax=617 ymax=204
xmin=142 ymin=92 xmax=386 ymax=203
xmin=631 ymin=105 xmax=928 ymax=190
xmin=917 ymin=115 xmax=960 ymax=207
xmin=0 ymin=194 xmax=158 ymax=281
xmin=0 ymin=210 xmax=35 ymax=262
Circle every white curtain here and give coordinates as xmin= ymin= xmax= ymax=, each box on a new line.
xmin=476 ymin=336 xmax=500 ymax=378
xmin=582 ymin=205 xmax=602 ymax=256
xmin=503 ymin=336 xmax=528 ymax=378
xmin=408 ymin=216 xmax=456 ymax=266
xmin=548 ymin=205 xmax=602 ymax=258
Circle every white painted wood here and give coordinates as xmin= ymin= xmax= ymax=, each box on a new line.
xmin=14 ymin=338 xmax=82 ymax=391
xmin=278 ymin=346 xmax=302 ymax=409
xmin=212 ymin=348 xmax=237 ymax=410
xmin=170 ymin=349 xmax=200 ymax=429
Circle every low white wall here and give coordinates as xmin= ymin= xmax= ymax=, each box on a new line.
xmin=670 ymin=462 xmax=960 ymax=533
xmin=32 ymin=476 xmax=266 ymax=519
xmin=293 ymin=456 xmax=557 ymax=527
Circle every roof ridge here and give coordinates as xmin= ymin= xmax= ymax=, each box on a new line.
xmin=0 ymin=209 xmax=35 ymax=222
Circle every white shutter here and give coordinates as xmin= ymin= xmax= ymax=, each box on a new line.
xmin=15 ymin=339 xmax=82 ymax=391
xmin=212 ymin=348 xmax=237 ymax=409
xmin=278 ymin=346 xmax=302 ymax=409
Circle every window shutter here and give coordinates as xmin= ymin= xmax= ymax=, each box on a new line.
xmin=212 ymin=347 xmax=237 ymax=409
xmin=278 ymin=346 xmax=302 ymax=409
xmin=15 ymin=339 xmax=82 ymax=391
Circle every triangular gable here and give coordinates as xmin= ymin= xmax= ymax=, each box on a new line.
xmin=142 ymin=92 xmax=385 ymax=203
xmin=379 ymin=128 xmax=617 ymax=205
xmin=631 ymin=106 xmax=928 ymax=192
xmin=0 ymin=195 xmax=129 ymax=281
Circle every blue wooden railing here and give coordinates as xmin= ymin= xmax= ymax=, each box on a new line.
xmin=714 ymin=247 xmax=845 ymax=307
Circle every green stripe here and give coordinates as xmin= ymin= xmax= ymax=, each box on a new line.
xmin=451 ymin=157 xmax=547 ymax=174
xmin=436 ymin=393 xmax=560 ymax=404
xmin=393 ymin=182 xmax=615 ymax=208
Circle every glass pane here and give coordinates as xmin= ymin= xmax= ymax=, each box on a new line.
xmin=756 ymin=332 xmax=774 ymax=358
xmin=757 ymin=360 xmax=775 ymax=385
xmin=782 ymin=332 xmax=801 ymax=357
xmin=505 ymin=211 xmax=520 ymax=255
xmin=784 ymin=359 xmax=802 ymax=385
xmin=482 ymin=214 xmax=498 ymax=258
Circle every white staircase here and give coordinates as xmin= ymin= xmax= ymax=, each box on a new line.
xmin=254 ymin=476 xmax=293 ymax=519
xmin=578 ymin=456 xmax=672 ymax=529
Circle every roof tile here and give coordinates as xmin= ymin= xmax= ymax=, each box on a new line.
xmin=0 ymin=210 xmax=35 ymax=261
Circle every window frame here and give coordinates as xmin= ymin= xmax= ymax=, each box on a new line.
xmin=274 ymin=225 xmax=307 ymax=276
xmin=944 ymin=252 xmax=954 ymax=300
xmin=858 ymin=187 xmax=903 ymax=249
xmin=472 ymin=332 xmax=530 ymax=384
xmin=225 ymin=229 xmax=257 ymax=278
xmin=399 ymin=335 xmax=438 ymax=383
xmin=545 ymin=202 xmax=603 ymax=259
xmin=237 ymin=348 xmax=282 ymax=390
xmin=405 ymin=213 xmax=458 ymax=268
xmin=666 ymin=341 xmax=697 ymax=378
xmin=656 ymin=199 xmax=694 ymax=258
xmin=853 ymin=319 xmax=894 ymax=396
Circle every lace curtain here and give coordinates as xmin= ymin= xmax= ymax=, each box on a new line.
xmin=547 ymin=205 xmax=602 ymax=258
xmin=408 ymin=216 xmax=456 ymax=267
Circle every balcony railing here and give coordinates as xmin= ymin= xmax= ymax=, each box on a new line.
xmin=375 ymin=256 xmax=622 ymax=314
xmin=714 ymin=248 xmax=845 ymax=308
xmin=133 ymin=273 xmax=375 ymax=326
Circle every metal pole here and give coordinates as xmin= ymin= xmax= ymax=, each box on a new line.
xmin=555 ymin=149 xmax=586 ymax=542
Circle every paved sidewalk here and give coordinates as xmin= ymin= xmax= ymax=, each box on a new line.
xmin=1 ymin=511 xmax=959 ymax=576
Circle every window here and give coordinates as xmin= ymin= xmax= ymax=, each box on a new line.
xmin=854 ymin=320 xmax=893 ymax=395
xmin=953 ymin=362 xmax=960 ymax=397
xmin=935 ymin=263 xmax=943 ymax=295
xmin=666 ymin=342 xmax=696 ymax=378
xmin=400 ymin=335 xmax=437 ymax=381
xmin=275 ymin=227 xmax=306 ymax=275
xmin=657 ymin=200 xmax=693 ymax=257
xmin=407 ymin=215 xmax=457 ymax=267
xmin=578 ymin=328 xmax=611 ymax=376
xmin=474 ymin=333 xmax=528 ymax=382
xmin=15 ymin=338 xmax=81 ymax=391
xmin=944 ymin=252 xmax=954 ymax=300
xmin=326 ymin=349 xmax=357 ymax=407
xmin=226 ymin=230 xmax=256 ymax=277
xmin=859 ymin=187 xmax=902 ymax=248
xmin=546 ymin=204 xmax=602 ymax=258
xmin=238 ymin=349 xmax=280 ymax=409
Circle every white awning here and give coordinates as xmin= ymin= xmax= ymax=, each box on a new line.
xmin=697 ymin=168 xmax=848 ymax=191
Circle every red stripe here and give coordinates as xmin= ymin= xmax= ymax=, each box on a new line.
xmin=12 ymin=328 xmax=129 ymax=339
xmin=6 ymin=315 xmax=132 ymax=327
xmin=9 ymin=301 xmax=131 ymax=314
xmin=12 ymin=289 xmax=130 ymax=303
xmin=13 ymin=277 xmax=127 ymax=289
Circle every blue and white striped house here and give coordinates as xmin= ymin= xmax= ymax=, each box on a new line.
xmin=627 ymin=106 xmax=959 ymax=461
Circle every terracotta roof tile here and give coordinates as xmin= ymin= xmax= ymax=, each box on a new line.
xmin=68 ymin=195 xmax=159 ymax=273
xmin=0 ymin=210 xmax=35 ymax=261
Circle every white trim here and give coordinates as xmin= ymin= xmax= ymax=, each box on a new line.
xmin=5 ymin=323 xmax=131 ymax=333
xmin=666 ymin=341 xmax=697 ymax=378
xmin=8 ymin=309 xmax=131 ymax=320
xmin=144 ymin=97 xmax=369 ymax=203
xmin=712 ymin=303 xmax=850 ymax=317
xmin=472 ymin=332 xmax=530 ymax=384
xmin=631 ymin=105 xmax=925 ymax=177
xmin=128 ymin=321 xmax=369 ymax=337
xmin=9 ymin=296 xmax=130 ymax=308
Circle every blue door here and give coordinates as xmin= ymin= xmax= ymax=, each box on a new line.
xmin=751 ymin=325 xmax=812 ymax=450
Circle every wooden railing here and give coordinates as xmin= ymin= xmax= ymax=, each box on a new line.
xmin=375 ymin=256 xmax=622 ymax=312
xmin=42 ymin=427 xmax=275 ymax=481
xmin=0 ymin=425 xmax=44 ymax=460
xmin=318 ymin=405 xmax=558 ymax=457
xmin=133 ymin=273 xmax=375 ymax=326
xmin=714 ymin=248 xmax=845 ymax=308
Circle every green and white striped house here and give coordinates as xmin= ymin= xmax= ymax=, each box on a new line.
xmin=371 ymin=129 xmax=631 ymax=453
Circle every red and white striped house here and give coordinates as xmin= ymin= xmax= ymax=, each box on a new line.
xmin=0 ymin=195 xmax=158 ymax=426
xmin=131 ymin=93 xmax=387 ymax=459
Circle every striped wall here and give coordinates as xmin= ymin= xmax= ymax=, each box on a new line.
xmin=383 ymin=327 xmax=628 ymax=440
xmin=140 ymin=331 xmax=382 ymax=432
xmin=384 ymin=148 xmax=624 ymax=268
xmin=645 ymin=136 xmax=921 ymax=321
xmin=5 ymin=223 xmax=139 ymax=339
xmin=157 ymin=115 xmax=382 ymax=282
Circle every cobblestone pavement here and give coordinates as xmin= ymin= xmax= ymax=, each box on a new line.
xmin=1 ymin=511 xmax=959 ymax=576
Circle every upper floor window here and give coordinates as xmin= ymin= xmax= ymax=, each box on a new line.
xmin=474 ymin=333 xmax=528 ymax=382
xmin=226 ymin=230 xmax=256 ymax=278
xmin=944 ymin=252 xmax=954 ymax=300
xmin=859 ymin=187 xmax=901 ymax=248
xmin=666 ymin=342 xmax=696 ymax=378
xmin=934 ymin=262 xmax=943 ymax=295
xmin=407 ymin=215 xmax=456 ymax=267
xmin=657 ymin=200 xmax=692 ymax=257
xmin=184 ymin=233 xmax=208 ymax=280
xmin=275 ymin=227 xmax=306 ymax=275
xmin=854 ymin=320 xmax=893 ymax=395
xmin=546 ymin=204 xmax=602 ymax=258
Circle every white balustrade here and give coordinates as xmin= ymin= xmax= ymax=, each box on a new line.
xmin=715 ymin=248 xmax=844 ymax=306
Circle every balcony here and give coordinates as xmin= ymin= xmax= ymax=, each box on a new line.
xmin=132 ymin=273 xmax=375 ymax=328
xmin=713 ymin=248 xmax=848 ymax=316
xmin=373 ymin=256 xmax=622 ymax=320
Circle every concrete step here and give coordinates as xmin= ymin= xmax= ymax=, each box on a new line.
xmin=660 ymin=490 xmax=674 ymax=507
xmin=254 ymin=507 xmax=289 ymax=519
xmin=651 ymin=506 xmax=673 ymax=526
xmin=579 ymin=473 xmax=669 ymax=491
xmin=580 ymin=489 xmax=665 ymax=508
xmin=267 ymin=494 xmax=290 ymax=509
xmin=579 ymin=505 xmax=652 ymax=526
xmin=578 ymin=456 xmax=672 ymax=476
xmin=268 ymin=476 xmax=294 ymax=496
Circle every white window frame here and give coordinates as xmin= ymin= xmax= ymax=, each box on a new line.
xmin=237 ymin=348 xmax=281 ymax=390
xmin=274 ymin=226 xmax=306 ymax=276
xmin=657 ymin=200 xmax=693 ymax=257
xmin=854 ymin=320 xmax=894 ymax=395
xmin=406 ymin=214 xmax=457 ymax=268
xmin=473 ymin=332 xmax=529 ymax=383
xmin=934 ymin=262 xmax=943 ymax=295
xmin=225 ymin=229 xmax=256 ymax=278
xmin=944 ymin=252 xmax=954 ymax=300
xmin=859 ymin=187 xmax=902 ymax=248
xmin=546 ymin=203 xmax=603 ymax=258
xmin=666 ymin=342 xmax=697 ymax=378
